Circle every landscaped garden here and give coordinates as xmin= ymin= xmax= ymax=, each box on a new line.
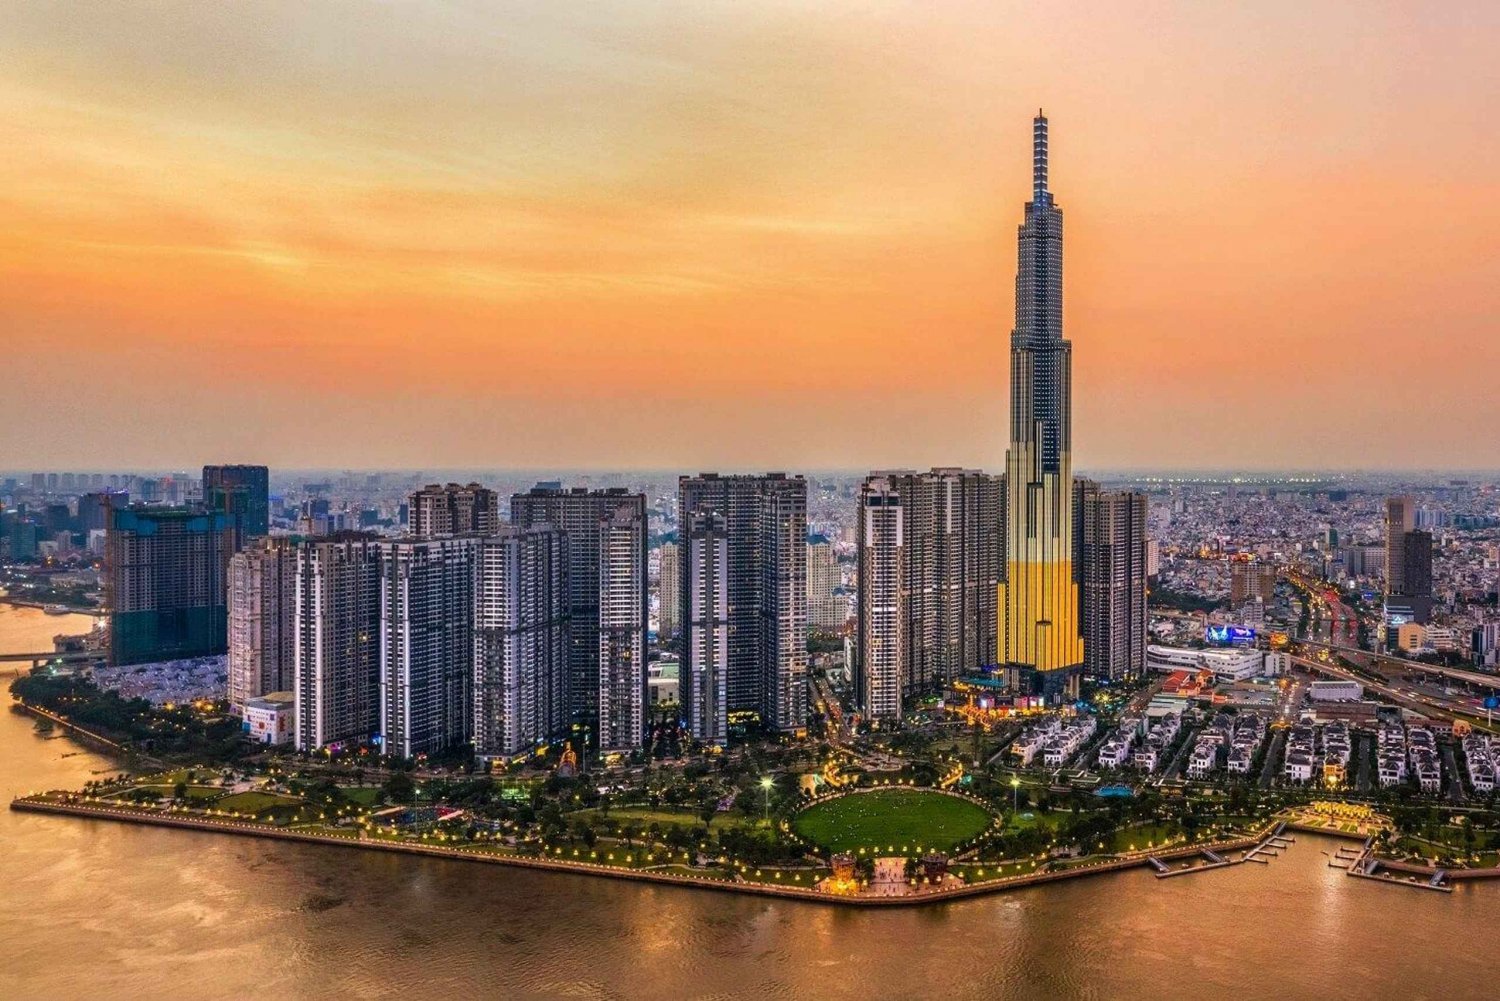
xmin=792 ymin=788 xmax=993 ymax=853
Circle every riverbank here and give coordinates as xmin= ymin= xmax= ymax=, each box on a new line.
xmin=9 ymin=794 xmax=1273 ymax=908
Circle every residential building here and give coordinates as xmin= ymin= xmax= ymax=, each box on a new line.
xmin=513 ymin=486 xmax=648 ymax=744
xmin=294 ymin=534 xmax=382 ymax=752
xmin=473 ymin=527 xmax=569 ymax=764
xmin=678 ymin=473 xmax=807 ymax=736
xmin=855 ymin=468 xmax=1002 ymax=717
xmin=408 ymin=482 xmax=500 ymax=538
xmin=1075 ymin=481 xmax=1148 ymax=682
xmin=227 ymin=537 xmax=297 ymax=713
xmin=378 ymin=537 xmax=479 ymax=759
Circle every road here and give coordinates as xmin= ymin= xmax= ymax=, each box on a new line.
xmin=1258 ymin=732 xmax=1285 ymax=789
xmin=1289 ymin=654 xmax=1498 ymax=736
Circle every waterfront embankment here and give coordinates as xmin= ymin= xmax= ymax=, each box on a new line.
xmin=9 ymin=795 xmax=1271 ymax=908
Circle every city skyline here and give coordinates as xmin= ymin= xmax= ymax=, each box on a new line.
xmin=5 ymin=3 xmax=1498 ymax=472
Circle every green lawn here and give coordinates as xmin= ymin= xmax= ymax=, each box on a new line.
xmin=791 ymin=789 xmax=993 ymax=853
xmin=339 ymin=786 xmax=381 ymax=806
xmin=569 ymin=806 xmax=752 ymax=833
xmin=217 ymin=790 xmax=304 ymax=814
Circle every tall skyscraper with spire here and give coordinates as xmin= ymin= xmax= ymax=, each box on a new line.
xmin=997 ymin=111 xmax=1086 ymax=701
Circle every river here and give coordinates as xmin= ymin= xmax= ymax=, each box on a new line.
xmin=0 ymin=608 xmax=1495 ymax=1000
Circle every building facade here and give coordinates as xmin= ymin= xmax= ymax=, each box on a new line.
xmin=807 ymin=538 xmax=843 ymax=631
xmin=408 ymin=482 xmax=500 ymax=538
xmin=473 ymin=528 xmax=569 ymax=763
xmin=202 ymin=464 xmax=270 ymax=542
xmin=511 ymin=485 xmax=648 ymax=745
xmin=105 ymin=505 xmax=237 ymax=666
xmin=678 ymin=473 xmax=808 ymax=738
xmin=227 ymin=537 xmax=297 ymax=713
xmin=597 ymin=502 xmax=648 ymax=752
xmin=855 ymin=469 xmax=1002 ymax=718
xmin=657 ymin=541 xmax=681 ymax=640
xmin=378 ymin=537 xmax=479 ymax=759
xmin=997 ymin=112 xmax=1086 ymax=701
xmin=293 ymin=535 xmax=382 ymax=751
xmin=1075 ymin=481 xmax=1149 ymax=682
xmin=683 ymin=511 xmax=729 ymax=744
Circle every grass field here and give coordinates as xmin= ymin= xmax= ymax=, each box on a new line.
xmin=792 ymin=789 xmax=993 ymax=853
xmin=568 ymin=806 xmax=753 ymax=833
xmin=217 ymin=790 xmax=304 ymax=814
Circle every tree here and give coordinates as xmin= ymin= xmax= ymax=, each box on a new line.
xmin=384 ymin=771 xmax=416 ymax=805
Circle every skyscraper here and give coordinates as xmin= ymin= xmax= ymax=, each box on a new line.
xmin=1384 ymin=496 xmax=1415 ymax=594
xmin=597 ymin=503 xmax=648 ymax=752
xmin=997 ymin=112 xmax=1086 ymax=701
xmin=228 ymin=537 xmax=297 ymax=713
xmin=408 ymin=482 xmax=500 ymax=538
xmin=678 ymin=473 xmax=807 ymax=737
xmin=855 ymin=469 xmax=1002 ymax=718
xmin=379 ymin=537 xmax=479 ymax=759
xmin=683 ymin=510 xmax=729 ymax=745
xmin=1075 ymin=481 xmax=1149 ymax=682
xmin=511 ymin=485 xmax=648 ymax=742
xmin=202 ymin=464 xmax=270 ymax=542
xmin=473 ymin=527 xmax=569 ymax=764
xmin=294 ymin=534 xmax=382 ymax=752
xmin=105 ymin=506 xmax=237 ymax=666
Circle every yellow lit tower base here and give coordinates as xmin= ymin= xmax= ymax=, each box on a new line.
xmin=995 ymin=110 xmax=1084 ymax=703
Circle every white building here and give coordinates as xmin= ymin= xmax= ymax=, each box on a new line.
xmin=1146 ymin=644 xmax=1265 ymax=683
xmin=243 ymin=691 xmax=294 ymax=745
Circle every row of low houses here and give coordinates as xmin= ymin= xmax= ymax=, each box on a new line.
xmin=1013 ymin=716 xmax=1098 ymax=768
xmin=1408 ymin=726 xmax=1442 ymax=794
xmin=1462 ymin=734 xmax=1496 ymax=795
xmin=1283 ymin=721 xmax=1352 ymax=785
xmin=1186 ymin=712 xmax=1266 ymax=779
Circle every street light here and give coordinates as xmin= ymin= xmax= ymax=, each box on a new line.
xmin=1011 ymin=775 xmax=1021 ymax=812
xmin=761 ymin=776 xmax=775 ymax=825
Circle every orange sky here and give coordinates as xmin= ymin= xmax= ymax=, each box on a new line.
xmin=3 ymin=2 xmax=1498 ymax=472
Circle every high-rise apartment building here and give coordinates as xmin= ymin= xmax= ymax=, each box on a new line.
xmin=228 ymin=537 xmax=297 ymax=713
xmin=473 ymin=528 xmax=569 ymax=764
xmin=105 ymin=506 xmax=237 ymax=666
xmin=294 ymin=534 xmax=382 ymax=751
xmin=597 ymin=503 xmax=648 ymax=752
xmin=678 ymin=473 xmax=807 ymax=737
xmin=511 ymin=485 xmax=648 ymax=743
xmin=1075 ymin=481 xmax=1149 ymax=682
xmin=408 ymin=482 xmax=500 ymax=538
xmin=203 ymin=464 xmax=270 ymax=542
xmin=997 ymin=112 xmax=1086 ymax=702
xmin=657 ymin=541 xmax=681 ymax=640
xmin=855 ymin=469 xmax=1002 ymax=718
xmin=683 ymin=510 xmax=729 ymax=744
xmin=807 ymin=538 xmax=843 ymax=631
xmin=378 ymin=537 xmax=479 ymax=759
xmin=1229 ymin=558 xmax=1277 ymax=608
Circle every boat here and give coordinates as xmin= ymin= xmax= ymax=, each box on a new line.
xmin=43 ymin=604 xmax=70 ymax=615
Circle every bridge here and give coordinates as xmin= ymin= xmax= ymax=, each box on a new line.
xmin=0 ymin=650 xmax=102 ymax=670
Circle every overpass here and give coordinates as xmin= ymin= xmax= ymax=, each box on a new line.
xmin=1296 ymin=638 xmax=1500 ymax=691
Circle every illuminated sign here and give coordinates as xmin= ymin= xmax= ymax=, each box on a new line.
xmin=1206 ymin=625 xmax=1256 ymax=646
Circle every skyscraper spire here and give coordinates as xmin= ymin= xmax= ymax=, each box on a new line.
xmin=1033 ymin=110 xmax=1049 ymax=202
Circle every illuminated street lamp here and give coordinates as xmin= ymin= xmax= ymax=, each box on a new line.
xmin=1011 ymin=775 xmax=1021 ymax=812
xmin=761 ymin=776 xmax=775 ymax=825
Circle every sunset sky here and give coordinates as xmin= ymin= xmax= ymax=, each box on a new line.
xmin=3 ymin=2 xmax=1497 ymax=472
